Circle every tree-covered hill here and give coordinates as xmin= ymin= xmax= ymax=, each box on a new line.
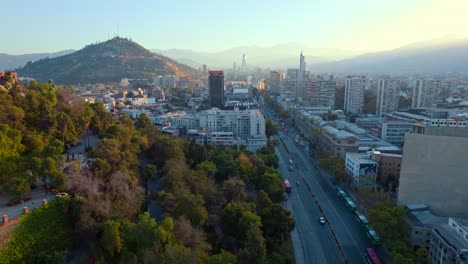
xmin=17 ymin=37 xmax=198 ymax=84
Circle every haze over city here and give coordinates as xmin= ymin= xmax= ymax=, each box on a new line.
xmin=2 ymin=0 xmax=467 ymax=54
xmin=1 ymin=1 xmax=468 ymax=264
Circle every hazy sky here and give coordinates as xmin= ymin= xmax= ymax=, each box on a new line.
xmin=3 ymin=0 xmax=467 ymax=54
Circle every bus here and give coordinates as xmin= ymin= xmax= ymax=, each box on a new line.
xmin=354 ymin=210 xmax=369 ymax=227
xmin=344 ymin=196 xmax=357 ymax=211
xmin=284 ymin=179 xmax=292 ymax=193
xmin=336 ymin=187 xmax=348 ymax=199
xmin=365 ymin=226 xmax=381 ymax=245
xmin=364 ymin=248 xmax=382 ymax=264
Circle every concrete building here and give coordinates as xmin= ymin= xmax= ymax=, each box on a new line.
xmin=398 ymin=124 xmax=468 ymax=217
xmin=371 ymin=151 xmax=402 ymax=190
xmin=281 ymin=70 xmax=298 ymax=100
xmin=345 ymin=152 xmax=378 ymax=187
xmin=198 ymin=108 xmax=267 ymax=152
xmin=380 ymin=120 xmax=414 ymax=146
xmin=430 ymin=217 xmax=468 ymax=263
xmin=412 ymin=79 xmax=440 ymax=108
xmin=153 ymin=75 xmax=178 ymax=89
xmin=208 ymin=71 xmax=225 ymax=109
xmin=405 ymin=204 xmax=448 ymax=250
xmin=376 ymin=79 xmax=400 ymax=116
xmin=304 ymin=78 xmax=335 ymax=109
xmin=269 ymin=71 xmax=283 ymax=95
xmin=344 ymin=76 xmax=366 ymax=114
xmin=319 ymin=126 xmax=359 ymax=159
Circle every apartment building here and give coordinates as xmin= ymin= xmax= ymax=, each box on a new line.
xmin=376 ymin=79 xmax=400 ymax=116
xmin=344 ymin=76 xmax=366 ymax=114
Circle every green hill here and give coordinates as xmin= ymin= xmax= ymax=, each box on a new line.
xmin=17 ymin=37 xmax=198 ymax=84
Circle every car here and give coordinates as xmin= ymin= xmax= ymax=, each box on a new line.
xmin=319 ymin=216 xmax=326 ymax=224
xmin=296 ymin=180 xmax=300 ymax=186
xmin=289 ymin=166 xmax=293 ymax=172
xmin=289 ymin=159 xmax=293 ymax=164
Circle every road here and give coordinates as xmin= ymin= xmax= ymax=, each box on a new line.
xmin=263 ymin=110 xmax=373 ymax=264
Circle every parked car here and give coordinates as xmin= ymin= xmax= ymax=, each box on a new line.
xmin=319 ymin=216 xmax=326 ymax=224
xmin=289 ymin=159 xmax=293 ymax=164
xmin=296 ymin=180 xmax=300 ymax=186
xmin=289 ymin=166 xmax=293 ymax=172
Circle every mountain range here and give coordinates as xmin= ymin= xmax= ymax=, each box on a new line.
xmin=0 ymin=50 xmax=75 ymax=71
xmin=312 ymin=37 xmax=468 ymax=74
xmin=16 ymin=37 xmax=197 ymax=84
xmin=152 ymin=43 xmax=364 ymax=69
xmin=153 ymin=36 xmax=468 ymax=73
xmin=5 ymin=36 xmax=468 ymax=81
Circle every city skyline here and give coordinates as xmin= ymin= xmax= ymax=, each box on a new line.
xmin=2 ymin=0 xmax=467 ymax=54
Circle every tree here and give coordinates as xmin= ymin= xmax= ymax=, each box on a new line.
xmin=415 ymin=247 xmax=428 ymax=264
xmin=101 ymin=220 xmax=123 ymax=257
xmin=265 ymin=120 xmax=278 ymax=138
xmin=368 ymin=203 xmax=410 ymax=248
xmin=222 ymin=177 xmax=247 ymax=203
xmin=208 ymin=250 xmax=237 ymax=264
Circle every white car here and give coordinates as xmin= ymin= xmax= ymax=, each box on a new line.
xmin=319 ymin=216 xmax=326 ymax=224
xmin=289 ymin=159 xmax=293 ymax=164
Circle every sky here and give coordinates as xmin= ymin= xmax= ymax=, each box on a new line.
xmin=2 ymin=0 xmax=468 ymax=54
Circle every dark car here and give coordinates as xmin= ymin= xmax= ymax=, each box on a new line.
xmin=289 ymin=166 xmax=293 ymax=171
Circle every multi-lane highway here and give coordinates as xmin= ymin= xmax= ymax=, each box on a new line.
xmin=263 ymin=107 xmax=373 ymax=264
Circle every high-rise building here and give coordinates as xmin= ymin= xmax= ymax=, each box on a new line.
xmin=202 ymin=64 xmax=207 ymax=74
xmin=344 ymin=76 xmax=366 ymax=114
xmin=241 ymin=54 xmax=246 ymax=72
xmin=411 ymin=79 xmax=440 ymax=108
xmin=281 ymin=69 xmax=299 ymax=99
xmin=233 ymin=62 xmax=236 ymax=72
xmin=269 ymin=71 xmax=283 ymax=95
xmin=376 ymin=79 xmax=401 ymax=116
xmin=297 ymin=51 xmax=307 ymax=101
xmin=304 ymin=78 xmax=335 ymax=108
xmin=208 ymin=71 xmax=224 ymax=109
xmin=398 ymin=121 xmax=468 ymax=217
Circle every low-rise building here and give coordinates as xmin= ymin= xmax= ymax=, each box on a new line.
xmin=430 ymin=217 xmax=468 ymax=264
xmin=405 ymin=204 xmax=448 ymax=250
xmin=320 ymin=126 xmax=359 ymax=159
xmin=370 ymin=151 xmax=402 ymax=190
xmin=345 ymin=152 xmax=378 ymax=187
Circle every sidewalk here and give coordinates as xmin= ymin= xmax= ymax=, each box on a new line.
xmin=0 ymin=187 xmax=56 ymax=220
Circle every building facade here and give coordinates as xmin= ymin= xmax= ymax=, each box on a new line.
xmin=269 ymin=71 xmax=283 ymax=95
xmin=380 ymin=120 xmax=414 ymax=146
xmin=412 ymin=79 xmax=440 ymax=108
xmin=345 ymin=152 xmax=378 ymax=187
xmin=398 ymin=125 xmax=468 ymax=217
xmin=209 ymin=71 xmax=225 ymax=109
xmin=319 ymin=126 xmax=359 ymax=159
xmin=370 ymin=151 xmax=402 ymax=189
xmin=430 ymin=217 xmax=468 ymax=264
xmin=304 ymin=78 xmax=336 ymax=109
xmin=376 ymin=79 xmax=400 ymax=116
xmin=344 ymin=76 xmax=366 ymax=114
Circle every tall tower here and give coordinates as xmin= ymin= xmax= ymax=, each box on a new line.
xmin=241 ymin=53 xmax=246 ymax=72
xmin=297 ymin=51 xmax=307 ymax=101
xmin=209 ymin=71 xmax=225 ymax=109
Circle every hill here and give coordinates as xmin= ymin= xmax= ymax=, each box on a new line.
xmin=17 ymin=37 xmax=198 ymax=84
xmin=313 ymin=37 xmax=468 ymax=74
xmin=0 ymin=50 xmax=75 ymax=71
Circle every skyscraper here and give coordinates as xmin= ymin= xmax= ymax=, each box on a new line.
xmin=209 ymin=71 xmax=224 ymax=109
xmin=241 ymin=54 xmax=246 ymax=72
xmin=344 ymin=76 xmax=366 ymax=114
xmin=202 ymin=64 xmax=207 ymax=74
xmin=411 ymin=79 xmax=440 ymax=108
xmin=376 ymin=79 xmax=401 ymax=116
xmin=297 ymin=51 xmax=307 ymax=101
